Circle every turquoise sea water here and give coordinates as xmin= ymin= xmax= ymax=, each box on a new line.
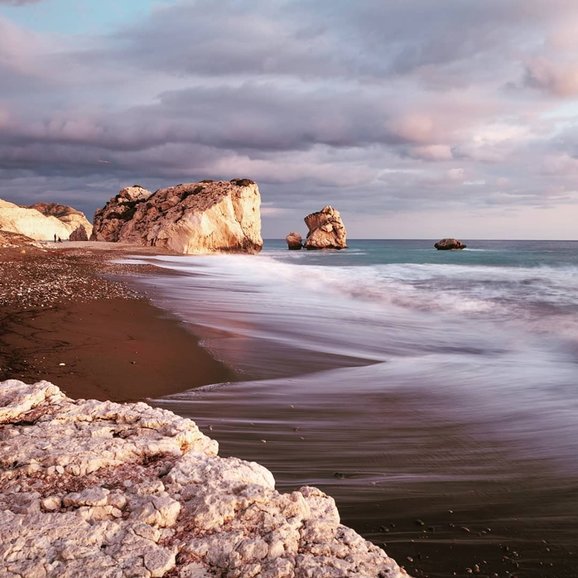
xmin=125 ymin=239 xmax=578 ymax=577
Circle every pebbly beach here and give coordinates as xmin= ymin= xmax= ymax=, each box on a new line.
xmin=0 ymin=241 xmax=234 ymax=402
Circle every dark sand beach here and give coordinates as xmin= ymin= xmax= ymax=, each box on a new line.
xmin=0 ymin=243 xmax=233 ymax=402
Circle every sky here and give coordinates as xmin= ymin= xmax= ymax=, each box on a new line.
xmin=1 ymin=0 xmax=578 ymax=239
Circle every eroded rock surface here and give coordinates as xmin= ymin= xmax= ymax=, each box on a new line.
xmin=0 ymin=200 xmax=93 ymax=242
xmin=0 ymin=230 xmax=40 ymax=249
xmin=434 ymin=238 xmax=466 ymax=250
xmin=0 ymin=379 xmax=409 ymax=578
xmin=304 ymin=206 xmax=347 ymax=250
xmin=91 ymin=186 xmax=153 ymax=242
xmin=91 ymin=180 xmax=263 ymax=254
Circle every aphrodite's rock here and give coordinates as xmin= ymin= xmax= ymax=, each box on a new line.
xmin=304 ymin=205 xmax=347 ymax=250
xmin=434 ymin=238 xmax=466 ymax=250
xmin=91 ymin=185 xmax=152 ymax=242
xmin=286 ymin=231 xmax=303 ymax=250
xmin=91 ymin=180 xmax=263 ymax=254
xmin=0 ymin=379 xmax=409 ymax=578
xmin=0 ymin=200 xmax=92 ymax=241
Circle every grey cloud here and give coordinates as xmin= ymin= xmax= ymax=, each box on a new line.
xmin=2 ymin=0 xmax=578 ymax=237
xmin=0 ymin=0 xmax=42 ymax=4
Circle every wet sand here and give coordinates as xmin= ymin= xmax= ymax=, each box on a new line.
xmin=0 ymin=243 xmax=233 ymax=401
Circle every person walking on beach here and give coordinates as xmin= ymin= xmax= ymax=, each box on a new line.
xmin=54 ymin=234 xmax=57 ymax=242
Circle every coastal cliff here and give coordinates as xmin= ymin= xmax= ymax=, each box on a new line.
xmin=0 ymin=379 xmax=409 ymax=578
xmin=92 ymin=180 xmax=263 ymax=254
xmin=0 ymin=200 xmax=92 ymax=241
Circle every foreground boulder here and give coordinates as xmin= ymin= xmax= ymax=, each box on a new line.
xmin=0 ymin=200 xmax=92 ymax=241
xmin=92 ymin=180 xmax=263 ymax=254
xmin=434 ymin=238 xmax=466 ymax=250
xmin=304 ymin=206 xmax=347 ymax=250
xmin=285 ymin=231 xmax=303 ymax=250
xmin=0 ymin=380 xmax=409 ymax=578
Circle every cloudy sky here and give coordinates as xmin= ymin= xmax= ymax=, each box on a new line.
xmin=1 ymin=0 xmax=578 ymax=238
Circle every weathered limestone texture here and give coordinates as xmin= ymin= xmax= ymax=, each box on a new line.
xmin=91 ymin=180 xmax=263 ymax=254
xmin=304 ymin=206 xmax=347 ymax=250
xmin=433 ymin=238 xmax=466 ymax=250
xmin=91 ymin=185 xmax=153 ymax=242
xmin=0 ymin=379 xmax=409 ymax=578
xmin=286 ymin=232 xmax=303 ymax=250
xmin=0 ymin=200 xmax=92 ymax=241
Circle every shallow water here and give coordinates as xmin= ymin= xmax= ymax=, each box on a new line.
xmin=125 ymin=240 xmax=578 ymax=577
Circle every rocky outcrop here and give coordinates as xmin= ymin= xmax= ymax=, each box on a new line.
xmin=0 ymin=230 xmax=40 ymax=248
xmin=29 ymin=203 xmax=93 ymax=241
xmin=304 ymin=206 xmax=347 ymax=250
xmin=91 ymin=180 xmax=263 ymax=254
xmin=69 ymin=225 xmax=90 ymax=241
xmin=434 ymin=238 xmax=466 ymax=250
xmin=91 ymin=185 xmax=153 ymax=242
xmin=285 ymin=232 xmax=303 ymax=250
xmin=0 ymin=199 xmax=92 ymax=241
xmin=0 ymin=380 xmax=409 ymax=578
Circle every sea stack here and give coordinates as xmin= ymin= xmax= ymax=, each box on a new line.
xmin=91 ymin=179 xmax=263 ymax=254
xmin=285 ymin=231 xmax=303 ymax=250
xmin=303 ymin=205 xmax=347 ymax=250
xmin=434 ymin=238 xmax=466 ymax=250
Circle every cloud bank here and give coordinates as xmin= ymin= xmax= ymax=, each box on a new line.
xmin=1 ymin=0 xmax=578 ymax=237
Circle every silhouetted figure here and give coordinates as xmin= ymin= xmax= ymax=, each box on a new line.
xmin=54 ymin=234 xmax=57 ymax=242
xmin=58 ymin=236 xmax=62 ymax=243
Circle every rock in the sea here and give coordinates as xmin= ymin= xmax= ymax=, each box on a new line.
xmin=434 ymin=238 xmax=466 ymax=250
xmin=0 ymin=200 xmax=92 ymax=241
xmin=304 ymin=205 xmax=347 ymax=250
xmin=91 ymin=180 xmax=263 ymax=254
xmin=0 ymin=379 xmax=410 ymax=578
xmin=285 ymin=231 xmax=303 ymax=250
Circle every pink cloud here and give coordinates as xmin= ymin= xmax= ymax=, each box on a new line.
xmin=525 ymin=57 xmax=578 ymax=97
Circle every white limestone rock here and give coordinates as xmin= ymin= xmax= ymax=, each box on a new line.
xmin=91 ymin=180 xmax=263 ymax=254
xmin=0 ymin=380 xmax=409 ymax=577
xmin=0 ymin=200 xmax=93 ymax=241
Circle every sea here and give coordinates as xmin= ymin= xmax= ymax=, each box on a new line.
xmin=124 ymin=239 xmax=578 ymax=578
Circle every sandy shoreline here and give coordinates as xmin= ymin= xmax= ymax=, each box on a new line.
xmin=0 ymin=242 xmax=234 ymax=402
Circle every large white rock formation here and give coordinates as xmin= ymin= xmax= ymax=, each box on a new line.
xmin=0 ymin=200 xmax=92 ymax=241
xmin=0 ymin=380 xmax=409 ymax=578
xmin=304 ymin=206 xmax=347 ymax=250
xmin=91 ymin=180 xmax=263 ymax=254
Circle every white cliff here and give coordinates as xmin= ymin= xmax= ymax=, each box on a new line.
xmin=0 ymin=379 xmax=409 ymax=578
xmin=0 ymin=200 xmax=92 ymax=241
